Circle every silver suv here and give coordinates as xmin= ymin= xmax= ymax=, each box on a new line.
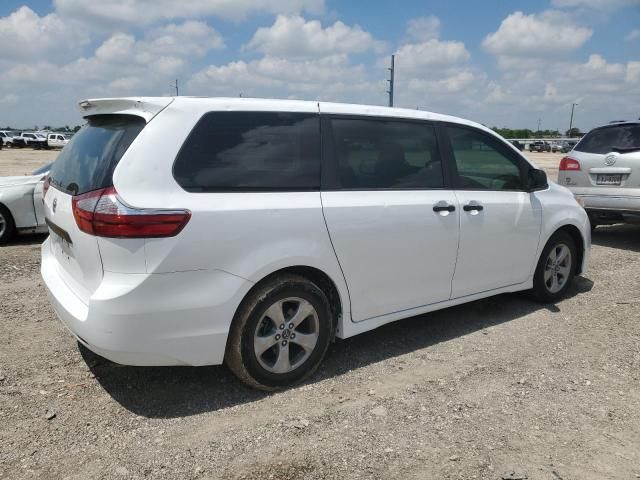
xmin=558 ymin=121 xmax=640 ymax=228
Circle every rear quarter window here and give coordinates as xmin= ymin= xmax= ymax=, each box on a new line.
xmin=575 ymin=124 xmax=640 ymax=154
xmin=173 ymin=111 xmax=320 ymax=191
xmin=49 ymin=115 xmax=145 ymax=196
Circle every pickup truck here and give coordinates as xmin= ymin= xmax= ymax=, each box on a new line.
xmin=47 ymin=133 xmax=69 ymax=148
xmin=13 ymin=132 xmax=49 ymax=149
xmin=0 ymin=131 xmax=18 ymax=147
xmin=529 ymin=141 xmax=551 ymax=152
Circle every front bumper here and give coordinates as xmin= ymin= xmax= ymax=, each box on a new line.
xmin=41 ymin=239 xmax=252 ymax=366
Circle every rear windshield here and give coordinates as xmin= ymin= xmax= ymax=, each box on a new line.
xmin=49 ymin=115 xmax=145 ymax=195
xmin=575 ymin=124 xmax=640 ymax=154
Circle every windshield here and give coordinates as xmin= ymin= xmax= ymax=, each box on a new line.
xmin=575 ymin=124 xmax=640 ymax=154
xmin=48 ymin=115 xmax=145 ymax=196
xmin=32 ymin=163 xmax=52 ymax=175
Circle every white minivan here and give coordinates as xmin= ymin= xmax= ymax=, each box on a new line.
xmin=41 ymin=97 xmax=590 ymax=390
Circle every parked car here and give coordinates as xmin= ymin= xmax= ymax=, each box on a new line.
xmin=47 ymin=133 xmax=69 ymax=148
xmin=0 ymin=131 xmax=18 ymax=147
xmin=558 ymin=120 xmax=640 ymax=228
xmin=41 ymin=97 xmax=590 ymax=390
xmin=529 ymin=141 xmax=551 ymax=152
xmin=0 ymin=162 xmax=51 ymax=243
xmin=13 ymin=132 xmax=49 ymax=149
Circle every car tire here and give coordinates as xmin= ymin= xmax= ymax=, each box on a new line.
xmin=531 ymin=231 xmax=577 ymax=303
xmin=0 ymin=205 xmax=16 ymax=244
xmin=225 ymin=274 xmax=334 ymax=391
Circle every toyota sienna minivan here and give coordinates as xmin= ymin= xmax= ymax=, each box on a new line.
xmin=42 ymin=97 xmax=590 ymax=390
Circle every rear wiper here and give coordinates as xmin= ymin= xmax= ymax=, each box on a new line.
xmin=612 ymin=146 xmax=640 ymax=153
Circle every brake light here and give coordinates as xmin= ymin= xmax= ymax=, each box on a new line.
xmin=559 ymin=157 xmax=581 ymax=171
xmin=43 ymin=176 xmax=51 ymax=198
xmin=72 ymin=187 xmax=191 ymax=238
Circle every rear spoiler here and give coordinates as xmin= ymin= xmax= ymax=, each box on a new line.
xmin=77 ymin=97 xmax=174 ymax=122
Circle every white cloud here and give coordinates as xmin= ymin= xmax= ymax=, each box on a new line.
xmin=0 ymin=6 xmax=88 ymax=61
xmin=626 ymin=29 xmax=640 ymax=41
xmin=53 ymin=0 xmax=325 ymax=26
xmin=552 ymin=0 xmax=640 ymax=10
xmin=405 ymin=16 xmax=440 ymax=42
xmin=189 ymin=54 xmax=375 ymax=100
xmin=395 ymin=39 xmax=470 ymax=71
xmin=483 ymin=11 xmax=592 ymax=58
xmin=246 ymin=15 xmax=382 ymax=58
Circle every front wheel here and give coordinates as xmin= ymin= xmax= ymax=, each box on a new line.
xmin=0 ymin=205 xmax=16 ymax=244
xmin=531 ymin=231 xmax=577 ymax=303
xmin=225 ymin=274 xmax=334 ymax=390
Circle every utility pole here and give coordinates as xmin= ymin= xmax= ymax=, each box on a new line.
xmin=169 ymin=79 xmax=179 ymax=96
xmin=568 ymin=103 xmax=578 ymax=136
xmin=537 ymin=118 xmax=541 ymax=136
xmin=387 ymin=55 xmax=395 ymax=107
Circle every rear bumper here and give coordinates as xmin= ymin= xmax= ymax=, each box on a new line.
xmin=41 ymin=238 xmax=253 ymax=366
xmin=572 ymin=192 xmax=640 ymax=218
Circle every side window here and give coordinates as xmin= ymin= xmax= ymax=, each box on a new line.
xmin=329 ymin=117 xmax=443 ymax=189
xmin=446 ymin=126 xmax=523 ymax=190
xmin=174 ymin=112 xmax=320 ymax=191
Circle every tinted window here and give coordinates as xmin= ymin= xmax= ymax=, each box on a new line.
xmin=575 ymin=124 xmax=640 ymax=154
xmin=174 ymin=112 xmax=320 ymax=191
xmin=329 ymin=118 xmax=443 ymax=189
xmin=49 ymin=115 xmax=145 ymax=196
xmin=446 ymin=126 xmax=523 ymax=190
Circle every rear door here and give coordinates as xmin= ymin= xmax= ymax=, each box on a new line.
xmin=320 ymin=115 xmax=459 ymax=322
xmin=44 ymin=115 xmax=146 ymax=301
xmin=440 ymin=124 xmax=542 ymax=298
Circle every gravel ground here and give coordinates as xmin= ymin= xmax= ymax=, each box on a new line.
xmin=1 ymin=150 xmax=639 ymax=480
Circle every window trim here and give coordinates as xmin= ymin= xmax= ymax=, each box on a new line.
xmin=172 ymin=111 xmax=322 ymax=194
xmin=321 ymin=113 xmax=450 ymax=191
xmin=437 ymin=122 xmax=530 ymax=192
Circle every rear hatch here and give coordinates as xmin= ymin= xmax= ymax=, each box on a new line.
xmin=570 ymin=123 xmax=640 ymax=191
xmin=44 ymin=114 xmax=147 ymax=302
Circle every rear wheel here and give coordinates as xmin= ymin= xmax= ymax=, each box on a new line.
xmin=225 ymin=274 xmax=334 ymax=390
xmin=531 ymin=231 xmax=577 ymax=303
xmin=0 ymin=205 xmax=16 ymax=244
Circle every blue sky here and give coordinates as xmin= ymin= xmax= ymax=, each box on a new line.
xmin=0 ymin=0 xmax=638 ymax=131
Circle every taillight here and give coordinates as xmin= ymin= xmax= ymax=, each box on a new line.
xmin=43 ymin=176 xmax=50 ymax=198
xmin=72 ymin=187 xmax=191 ymax=238
xmin=559 ymin=157 xmax=581 ymax=171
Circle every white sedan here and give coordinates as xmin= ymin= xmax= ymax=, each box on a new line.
xmin=0 ymin=163 xmax=50 ymax=243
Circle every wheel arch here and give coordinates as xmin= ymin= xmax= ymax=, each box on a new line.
xmin=539 ymin=223 xmax=586 ymax=275
xmin=234 ymin=265 xmax=345 ymax=339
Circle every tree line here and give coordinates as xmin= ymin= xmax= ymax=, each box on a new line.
xmin=2 ymin=125 xmax=82 ymax=133
xmin=490 ymin=127 xmax=584 ymax=138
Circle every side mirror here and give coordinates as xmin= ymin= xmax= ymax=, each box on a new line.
xmin=527 ymin=168 xmax=548 ymax=192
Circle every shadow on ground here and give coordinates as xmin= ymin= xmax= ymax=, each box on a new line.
xmin=83 ymin=274 xmax=593 ymax=419
xmin=591 ymin=223 xmax=640 ymax=253
xmin=1 ymin=233 xmax=47 ymax=247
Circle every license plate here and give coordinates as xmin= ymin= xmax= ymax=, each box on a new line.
xmin=596 ymin=174 xmax=622 ymax=185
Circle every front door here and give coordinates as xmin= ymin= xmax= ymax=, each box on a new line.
xmin=441 ymin=124 xmax=542 ymax=298
xmin=320 ymin=115 xmax=460 ymax=322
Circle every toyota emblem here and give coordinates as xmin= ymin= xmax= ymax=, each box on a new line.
xmin=604 ymin=154 xmax=617 ymax=166
xmin=52 ymin=198 xmax=57 ymax=213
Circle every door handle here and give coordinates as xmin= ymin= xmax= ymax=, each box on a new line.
xmin=433 ymin=204 xmax=456 ymax=213
xmin=463 ymin=203 xmax=484 ymax=212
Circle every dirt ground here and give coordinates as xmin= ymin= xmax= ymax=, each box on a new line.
xmin=1 ymin=149 xmax=639 ymax=480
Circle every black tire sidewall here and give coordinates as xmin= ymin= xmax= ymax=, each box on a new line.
xmin=0 ymin=205 xmax=16 ymax=244
xmin=239 ymin=280 xmax=332 ymax=389
xmin=533 ymin=231 xmax=577 ymax=302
